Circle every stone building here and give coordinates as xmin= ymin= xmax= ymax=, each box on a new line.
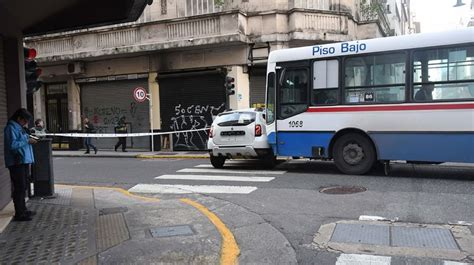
xmin=25 ymin=0 xmax=411 ymax=151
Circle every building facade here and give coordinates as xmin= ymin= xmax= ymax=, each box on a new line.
xmin=25 ymin=0 xmax=411 ymax=151
xmin=1 ymin=0 xmax=149 ymax=213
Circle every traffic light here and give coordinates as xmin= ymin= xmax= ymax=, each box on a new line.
xmin=24 ymin=47 xmax=42 ymax=94
xmin=225 ymin=76 xmax=235 ymax=95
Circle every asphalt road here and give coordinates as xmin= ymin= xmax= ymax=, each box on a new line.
xmin=53 ymin=157 xmax=474 ymax=264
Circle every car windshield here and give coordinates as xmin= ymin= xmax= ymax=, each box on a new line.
xmin=215 ymin=112 xmax=256 ymax=126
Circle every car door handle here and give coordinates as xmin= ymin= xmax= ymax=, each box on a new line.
xmin=279 ymin=141 xmax=285 ymax=145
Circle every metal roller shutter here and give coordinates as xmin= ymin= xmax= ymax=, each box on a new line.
xmin=249 ymin=67 xmax=266 ymax=107
xmin=159 ymin=72 xmax=226 ymax=151
xmin=81 ymin=79 xmax=150 ymax=150
xmin=0 ymin=37 xmax=11 ymax=209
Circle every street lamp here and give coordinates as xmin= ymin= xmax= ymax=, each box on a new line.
xmin=454 ymin=0 xmax=465 ymax=7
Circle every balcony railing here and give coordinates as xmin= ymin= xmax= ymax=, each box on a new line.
xmin=33 ymin=38 xmax=74 ymax=56
xmin=303 ymin=13 xmax=346 ymax=32
xmin=25 ymin=9 xmax=382 ymax=62
xmin=97 ymin=28 xmax=141 ymax=48
xmin=26 ymin=13 xmax=240 ymax=61
xmin=167 ymin=17 xmax=220 ymax=39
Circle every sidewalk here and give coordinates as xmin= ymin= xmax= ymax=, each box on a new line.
xmin=53 ymin=150 xmax=210 ymax=159
xmin=0 ymin=185 xmax=296 ymax=265
xmin=0 ymin=185 xmax=226 ymax=264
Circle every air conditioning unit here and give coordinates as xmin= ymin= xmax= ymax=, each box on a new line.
xmin=67 ymin=62 xmax=85 ymax=75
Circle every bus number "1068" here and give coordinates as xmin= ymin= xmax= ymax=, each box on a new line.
xmin=289 ymin=121 xmax=303 ymax=128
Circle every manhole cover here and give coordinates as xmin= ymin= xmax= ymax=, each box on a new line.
xmin=319 ymin=186 xmax=367 ymax=194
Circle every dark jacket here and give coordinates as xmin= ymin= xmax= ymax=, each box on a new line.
xmin=84 ymin=122 xmax=96 ymax=133
xmin=114 ymin=120 xmax=127 ymax=134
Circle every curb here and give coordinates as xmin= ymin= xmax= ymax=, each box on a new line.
xmin=52 ymin=154 xmax=209 ymax=159
xmin=136 ymin=155 xmax=209 ymax=159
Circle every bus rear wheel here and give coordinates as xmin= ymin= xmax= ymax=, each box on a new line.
xmin=333 ymin=133 xmax=376 ymax=175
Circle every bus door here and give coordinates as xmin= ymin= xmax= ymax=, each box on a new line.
xmin=276 ymin=61 xmax=310 ymax=156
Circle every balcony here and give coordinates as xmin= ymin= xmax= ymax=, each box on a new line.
xmin=25 ymin=8 xmax=385 ymax=63
xmin=26 ymin=11 xmax=246 ymax=63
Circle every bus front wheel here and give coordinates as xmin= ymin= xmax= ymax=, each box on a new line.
xmin=333 ymin=133 xmax=376 ymax=175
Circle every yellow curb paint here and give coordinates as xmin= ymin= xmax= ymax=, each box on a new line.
xmin=180 ymin=198 xmax=240 ymax=265
xmin=56 ymin=184 xmax=160 ymax=202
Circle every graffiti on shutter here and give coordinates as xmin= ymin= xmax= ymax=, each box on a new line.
xmin=169 ymin=103 xmax=225 ymax=150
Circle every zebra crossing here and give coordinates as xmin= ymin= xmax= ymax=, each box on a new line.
xmin=128 ymin=160 xmax=286 ymax=195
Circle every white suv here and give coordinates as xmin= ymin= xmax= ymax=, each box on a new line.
xmin=207 ymin=108 xmax=275 ymax=168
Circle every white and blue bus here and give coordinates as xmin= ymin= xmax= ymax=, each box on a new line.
xmin=265 ymin=28 xmax=474 ymax=175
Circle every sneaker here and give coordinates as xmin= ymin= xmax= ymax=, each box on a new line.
xmin=84 ymin=151 xmax=90 ymax=154
xmin=94 ymin=148 xmax=98 ymax=154
xmin=114 ymin=146 xmax=118 ymax=152
xmin=122 ymin=150 xmax=127 ymax=152
xmin=13 ymin=214 xmax=32 ymax=222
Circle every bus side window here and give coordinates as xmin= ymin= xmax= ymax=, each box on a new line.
xmin=312 ymin=60 xmax=339 ymax=105
xmin=278 ymin=68 xmax=309 ymax=119
xmin=413 ymin=46 xmax=474 ymax=102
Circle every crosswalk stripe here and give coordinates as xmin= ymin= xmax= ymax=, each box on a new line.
xmin=195 ymin=164 xmax=257 ymax=168
xmin=129 ymin=184 xmax=257 ymax=194
xmin=178 ymin=168 xmax=287 ymax=175
xmin=155 ymin=174 xmax=274 ymax=182
xmin=336 ymin=254 xmax=391 ymax=265
xmin=444 ymin=261 xmax=470 ymax=265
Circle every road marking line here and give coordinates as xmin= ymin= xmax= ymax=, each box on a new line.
xmin=195 ymin=164 xmax=257 ymax=168
xmin=180 ymin=198 xmax=240 ymax=265
xmin=128 ymin=184 xmax=257 ymax=194
xmin=155 ymin=174 xmax=274 ymax=182
xmin=178 ymin=168 xmax=286 ymax=175
xmin=336 ymin=254 xmax=391 ymax=265
xmin=444 ymin=261 xmax=470 ymax=265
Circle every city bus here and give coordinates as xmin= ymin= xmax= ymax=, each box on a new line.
xmin=265 ymin=28 xmax=474 ymax=175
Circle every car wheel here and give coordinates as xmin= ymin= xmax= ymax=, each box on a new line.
xmin=333 ymin=133 xmax=376 ymax=175
xmin=210 ymin=155 xmax=226 ymax=168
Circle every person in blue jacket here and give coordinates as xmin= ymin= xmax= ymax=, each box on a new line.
xmin=4 ymin=108 xmax=37 ymax=221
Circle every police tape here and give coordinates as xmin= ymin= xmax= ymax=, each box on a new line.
xmin=39 ymin=127 xmax=210 ymax=138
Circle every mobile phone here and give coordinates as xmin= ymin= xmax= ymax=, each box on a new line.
xmin=29 ymin=135 xmax=39 ymax=140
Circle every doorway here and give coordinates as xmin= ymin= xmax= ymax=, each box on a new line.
xmin=46 ymin=83 xmax=69 ymax=149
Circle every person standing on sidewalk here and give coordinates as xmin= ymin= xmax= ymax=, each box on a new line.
xmin=114 ymin=116 xmax=128 ymax=152
xmin=83 ymin=117 xmax=98 ymax=154
xmin=4 ymin=108 xmax=37 ymax=222
xmin=30 ymin=118 xmax=47 ymax=138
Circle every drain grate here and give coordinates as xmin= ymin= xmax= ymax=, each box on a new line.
xmin=330 ymin=223 xmax=459 ymax=250
xmin=391 ymin=226 xmax=459 ymax=250
xmin=331 ymin=223 xmax=390 ymax=245
xmin=320 ymin=186 xmax=367 ymax=195
xmin=150 ymin=225 xmax=195 ymax=238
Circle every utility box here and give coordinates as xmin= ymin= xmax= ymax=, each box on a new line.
xmin=32 ymin=138 xmax=55 ymax=197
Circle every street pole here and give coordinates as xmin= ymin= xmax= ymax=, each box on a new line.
xmin=148 ymin=91 xmax=154 ymax=153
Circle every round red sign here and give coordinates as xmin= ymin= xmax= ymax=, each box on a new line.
xmin=133 ymin=87 xmax=147 ymax=103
